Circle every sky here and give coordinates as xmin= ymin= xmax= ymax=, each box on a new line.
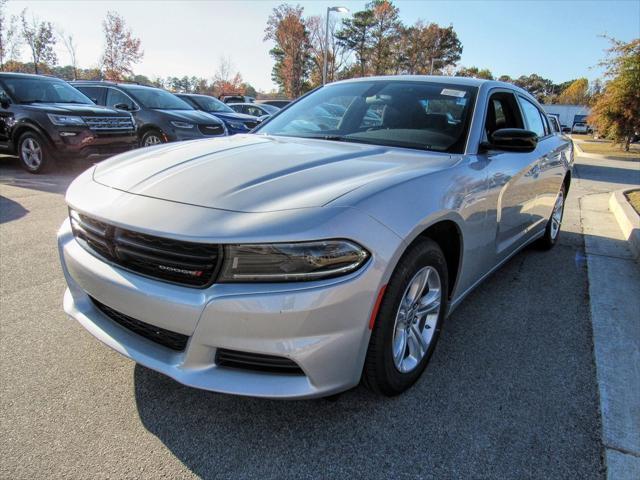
xmin=8 ymin=0 xmax=640 ymax=91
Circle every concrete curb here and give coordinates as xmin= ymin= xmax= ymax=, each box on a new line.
xmin=609 ymin=189 xmax=640 ymax=260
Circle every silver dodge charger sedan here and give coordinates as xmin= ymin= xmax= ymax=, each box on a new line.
xmin=58 ymin=76 xmax=572 ymax=398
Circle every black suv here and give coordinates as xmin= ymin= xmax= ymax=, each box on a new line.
xmin=0 ymin=73 xmax=137 ymax=173
xmin=72 ymin=81 xmax=227 ymax=146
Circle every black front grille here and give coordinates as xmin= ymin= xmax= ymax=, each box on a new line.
xmin=91 ymin=297 xmax=189 ymax=351
xmin=198 ymin=124 xmax=225 ymax=136
xmin=82 ymin=116 xmax=135 ymax=131
xmin=71 ymin=212 xmax=222 ymax=287
xmin=244 ymin=121 xmax=258 ymax=130
xmin=215 ymin=349 xmax=304 ymax=375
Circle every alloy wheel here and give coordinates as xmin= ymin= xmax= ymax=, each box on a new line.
xmin=21 ymin=138 xmax=43 ymax=169
xmin=392 ymin=266 xmax=441 ymax=373
xmin=143 ymin=134 xmax=162 ymax=147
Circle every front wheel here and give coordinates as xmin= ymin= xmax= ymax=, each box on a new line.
xmin=363 ymin=238 xmax=448 ymax=396
xmin=537 ymin=183 xmax=566 ymax=250
xmin=140 ymin=130 xmax=165 ymax=147
xmin=18 ymin=131 xmax=55 ymax=174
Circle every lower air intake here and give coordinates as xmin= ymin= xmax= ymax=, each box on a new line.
xmin=215 ymin=348 xmax=304 ymax=375
xmin=91 ymin=297 xmax=189 ymax=351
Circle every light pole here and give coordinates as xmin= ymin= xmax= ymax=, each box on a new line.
xmin=323 ymin=6 xmax=349 ymax=85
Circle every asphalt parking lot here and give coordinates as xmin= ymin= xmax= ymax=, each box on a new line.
xmin=1 ymin=155 xmax=604 ymax=479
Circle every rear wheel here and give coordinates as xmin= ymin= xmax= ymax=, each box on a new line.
xmin=18 ymin=131 xmax=55 ymax=174
xmin=537 ymin=183 xmax=566 ymax=250
xmin=363 ymin=239 xmax=448 ymax=396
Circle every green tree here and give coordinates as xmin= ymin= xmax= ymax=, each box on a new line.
xmin=456 ymin=66 xmax=494 ymax=80
xmin=391 ymin=21 xmax=462 ymax=75
xmin=20 ymin=9 xmax=56 ymax=74
xmin=368 ymin=0 xmax=401 ymax=75
xmin=589 ymin=37 xmax=640 ymax=151
xmin=335 ymin=8 xmax=375 ymax=76
xmin=514 ymin=74 xmax=554 ymax=102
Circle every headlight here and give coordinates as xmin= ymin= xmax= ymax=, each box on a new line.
xmin=170 ymin=121 xmax=194 ymax=129
xmin=227 ymin=121 xmax=247 ymax=130
xmin=218 ymin=240 xmax=370 ymax=282
xmin=47 ymin=114 xmax=86 ymax=126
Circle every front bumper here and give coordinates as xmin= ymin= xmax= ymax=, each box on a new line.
xmin=57 ymin=208 xmax=399 ymax=398
xmin=51 ymin=129 xmax=138 ymax=160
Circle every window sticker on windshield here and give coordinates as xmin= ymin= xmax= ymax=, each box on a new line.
xmin=441 ymin=88 xmax=466 ymax=98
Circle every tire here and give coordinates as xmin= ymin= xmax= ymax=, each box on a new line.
xmin=17 ymin=131 xmax=55 ymax=174
xmin=363 ymin=238 xmax=449 ymax=396
xmin=537 ymin=183 xmax=566 ymax=250
xmin=140 ymin=130 xmax=165 ymax=147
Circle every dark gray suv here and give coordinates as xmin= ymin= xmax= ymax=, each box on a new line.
xmin=72 ymin=81 xmax=227 ymax=146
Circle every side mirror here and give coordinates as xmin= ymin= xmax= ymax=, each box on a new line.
xmin=114 ymin=103 xmax=130 ymax=111
xmin=0 ymin=97 xmax=10 ymax=109
xmin=482 ymin=128 xmax=538 ymax=153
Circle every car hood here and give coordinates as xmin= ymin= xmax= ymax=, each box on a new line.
xmin=93 ymin=135 xmax=458 ymax=213
xmin=153 ymin=109 xmax=223 ymax=124
xmin=23 ymin=102 xmax=128 ymax=116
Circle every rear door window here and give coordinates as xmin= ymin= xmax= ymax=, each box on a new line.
xmin=517 ymin=96 xmax=546 ymax=138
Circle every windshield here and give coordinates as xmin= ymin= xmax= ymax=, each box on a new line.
xmin=123 ymin=86 xmax=193 ymax=110
xmin=191 ymin=95 xmax=234 ymax=113
xmin=1 ymin=77 xmax=93 ymax=104
xmin=256 ymin=80 xmax=477 ymax=153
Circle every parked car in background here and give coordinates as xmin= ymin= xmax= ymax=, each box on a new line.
xmin=72 ymin=81 xmax=227 ymax=146
xmin=58 ymin=76 xmax=573 ymax=399
xmin=176 ymin=93 xmax=260 ymax=135
xmin=257 ymin=99 xmax=291 ymax=109
xmin=571 ymin=114 xmax=591 ymax=134
xmin=228 ymin=102 xmax=280 ymax=118
xmin=0 ymin=73 xmax=137 ymax=173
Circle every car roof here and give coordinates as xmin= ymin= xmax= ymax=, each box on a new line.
xmin=71 ymin=81 xmax=158 ymax=90
xmin=228 ymin=102 xmax=259 ymax=106
xmin=0 ymin=72 xmax=66 ymax=81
